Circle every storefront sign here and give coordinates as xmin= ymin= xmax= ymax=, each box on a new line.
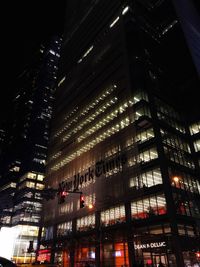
xmin=134 ymin=241 xmax=166 ymax=250
xmin=59 ymin=153 xmax=127 ymax=191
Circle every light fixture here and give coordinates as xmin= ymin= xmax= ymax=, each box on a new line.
xmin=173 ymin=176 xmax=180 ymax=183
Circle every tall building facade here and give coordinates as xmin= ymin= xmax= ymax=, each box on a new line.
xmin=0 ymin=36 xmax=61 ymax=263
xmin=38 ymin=1 xmax=200 ymax=267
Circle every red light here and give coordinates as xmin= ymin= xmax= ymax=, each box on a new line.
xmin=80 ymin=194 xmax=85 ymax=208
xmin=196 ymin=252 xmax=200 ymax=258
xmin=147 ymin=259 xmax=152 ymax=265
xmin=61 ymin=191 xmax=68 ymax=196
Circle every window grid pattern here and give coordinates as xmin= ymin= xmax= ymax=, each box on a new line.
xmin=58 ymin=202 xmax=74 ymax=215
xmin=178 ymin=224 xmax=197 ymax=237
xmin=128 ymin=147 xmax=158 ymax=166
xmin=101 ymin=205 xmax=126 ymax=226
xmin=174 ymin=193 xmax=200 ymax=217
xmin=77 ymin=214 xmax=95 ymax=231
xmin=57 ymin=221 xmax=72 ymax=237
xmin=161 ymin=129 xmax=191 ymax=153
xmin=169 ymin=169 xmax=200 ymax=194
xmin=49 ymin=90 xmax=151 ymax=172
xmin=164 ymin=146 xmax=195 ymax=169
xmin=135 ymin=127 xmax=155 ymax=144
xmin=131 ymin=194 xmax=167 ymax=220
xmin=130 ymin=168 xmax=162 ymax=188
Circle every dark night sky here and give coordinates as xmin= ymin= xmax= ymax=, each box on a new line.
xmin=0 ymin=1 xmax=199 ymax=123
xmin=1 ymin=1 xmax=66 ymax=120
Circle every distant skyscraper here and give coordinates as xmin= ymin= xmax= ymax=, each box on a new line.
xmin=38 ymin=1 xmax=200 ymax=267
xmin=0 ymin=36 xmax=62 ymax=263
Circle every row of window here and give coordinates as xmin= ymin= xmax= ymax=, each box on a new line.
xmin=173 ymin=193 xmax=200 ymax=217
xmin=164 ymin=146 xmax=195 ymax=169
xmin=53 ymin=85 xmax=116 ymax=140
xmin=131 ymin=194 xmax=166 ymax=220
xmin=43 ymin=195 xmax=167 ymax=239
xmin=155 ymin=98 xmax=182 ymax=123
xmin=130 ymin=168 xmax=162 ymax=188
xmin=157 ymin=112 xmax=185 ymax=133
xmin=128 ymin=147 xmax=158 ymax=166
xmin=18 ymin=181 xmax=44 ymax=190
xmin=19 ymin=172 xmax=44 ymax=182
xmin=43 ymin=197 xmax=200 ymax=241
xmin=161 ymin=129 xmax=190 ymax=153
xmin=50 ymin=91 xmax=149 ymax=169
xmin=169 ymin=168 xmax=200 ymax=194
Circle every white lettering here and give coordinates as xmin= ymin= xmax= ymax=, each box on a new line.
xmin=134 ymin=241 xmax=166 ymax=250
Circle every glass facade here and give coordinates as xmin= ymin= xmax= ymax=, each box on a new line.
xmin=38 ymin=1 xmax=200 ymax=267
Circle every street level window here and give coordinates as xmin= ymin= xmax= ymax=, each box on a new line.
xmin=178 ymin=224 xmax=196 ymax=237
xmin=134 ymin=224 xmax=171 ymax=237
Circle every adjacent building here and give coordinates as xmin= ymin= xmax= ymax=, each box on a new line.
xmin=0 ymin=36 xmax=61 ymax=263
xmin=37 ymin=1 xmax=200 ymax=267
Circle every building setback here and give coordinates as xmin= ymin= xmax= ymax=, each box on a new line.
xmin=38 ymin=1 xmax=200 ymax=267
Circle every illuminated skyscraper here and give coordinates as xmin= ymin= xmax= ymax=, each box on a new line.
xmin=38 ymin=1 xmax=200 ymax=267
xmin=0 ymin=36 xmax=61 ymax=263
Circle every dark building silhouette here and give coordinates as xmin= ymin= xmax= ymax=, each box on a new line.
xmin=38 ymin=1 xmax=200 ymax=267
xmin=0 ymin=36 xmax=62 ymax=263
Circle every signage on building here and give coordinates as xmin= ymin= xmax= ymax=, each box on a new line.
xmin=134 ymin=241 xmax=166 ymax=250
xmin=59 ymin=153 xmax=127 ymax=191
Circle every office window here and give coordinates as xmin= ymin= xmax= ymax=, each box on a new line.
xmin=173 ymin=193 xmax=200 ymax=217
xmin=77 ymin=214 xmax=95 ymax=231
xmin=101 ymin=205 xmax=126 ymax=226
xmin=194 ymin=139 xmax=200 ymax=152
xmin=189 ymin=121 xmax=200 ymax=135
xmin=134 ymin=106 xmax=151 ymax=121
xmin=130 ymin=168 xmax=162 ymax=188
xmin=161 ymin=129 xmax=190 ymax=153
xmin=128 ymin=147 xmax=158 ymax=167
xmin=57 ymin=221 xmax=72 ymax=237
xmin=135 ymin=128 xmax=155 ymax=144
xmin=178 ymin=224 xmax=195 ymax=237
xmin=132 ymin=90 xmax=148 ymax=104
xmin=164 ymin=146 xmax=195 ymax=169
xmin=169 ymin=168 xmax=200 ymax=194
xmin=131 ymin=194 xmax=166 ymax=220
xmin=58 ymin=202 xmax=73 ymax=215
